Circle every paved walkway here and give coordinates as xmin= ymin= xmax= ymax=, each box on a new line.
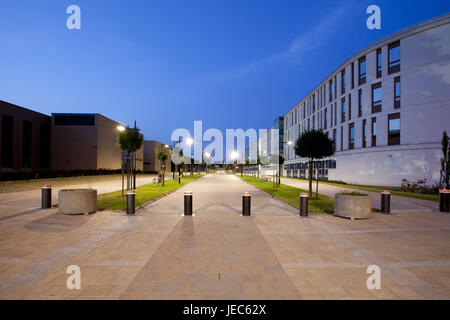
xmin=0 ymin=172 xmax=449 ymax=299
xmin=0 ymin=174 xmax=171 ymax=222
xmin=280 ymin=177 xmax=439 ymax=212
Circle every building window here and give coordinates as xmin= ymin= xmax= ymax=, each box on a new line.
xmin=388 ymin=41 xmax=401 ymax=74
xmin=308 ymin=119 xmax=310 ymax=131
xmin=334 ymin=103 xmax=337 ymax=126
xmin=358 ymin=89 xmax=363 ymax=117
xmin=341 ymin=97 xmax=346 ymax=123
xmin=340 ymin=126 xmax=344 ymax=151
xmin=388 ymin=113 xmax=401 ymax=145
xmin=1 ymin=115 xmax=14 ymax=168
xmin=349 ymin=123 xmax=355 ymax=150
xmin=324 ymin=108 xmax=328 ymax=129
xmin=348 ymin=94 xmax=352 ymax=121
xmin=329 ymin=80 xmax=333 ymax=102
xmin=362 ymin=119 xmax=367 ymax=148
xmin=332 ymin=129 xmax=336 ymax=151
xmin=330 ymin=104 xmax=333 ymax=127
xmin=376 ymin=48 xmax=382 ymax=78
xmin=22 ymin=121 xmax=32 ymax=168
xmin=313 ymin=115 xmax=315 ymax=130
xmin=371 ymin=117 xmax=377 ymax=147
xmin=54 ymin=114 xmax=95 ymax=126
xmin=341 ymin=69 xmax=346 ymax=95
xmin=351 ymin=63 xmax=355 ymax=89
xmin=359 ymin=57 xmax=366 ymax=85
xmin=372 ymin=82 xmax=382 ymax=113
xmin=394 ymin=76 xmax=401 ymax=109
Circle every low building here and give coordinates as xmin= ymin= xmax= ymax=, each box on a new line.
xmin=143 ymin=140 xmax=171 ymax=173
xmin=282 ymin=13 xmax=450 ymax=187
xmin=0 ymin=100 xmax=51 ymax=171
xmin=51 ymin=113 xmax=143 ymax=171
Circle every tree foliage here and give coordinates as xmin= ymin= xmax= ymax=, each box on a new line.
xmin=294 ymin=130 xmax=334 ymax=160
xmin=117 ymin=127 xmax=144 ymax=153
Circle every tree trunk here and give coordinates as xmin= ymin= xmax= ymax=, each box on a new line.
xmin=308 ymin=159 xmax=313 ymax=199
xmin=316 ymin=161 xmax=320 ymax=199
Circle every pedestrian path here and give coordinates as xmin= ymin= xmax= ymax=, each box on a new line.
xmin=0 ymin=172 xmax=449 ymax=299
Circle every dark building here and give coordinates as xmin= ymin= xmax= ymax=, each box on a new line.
xmin=0 ymin=100 xmax=51 ymax=171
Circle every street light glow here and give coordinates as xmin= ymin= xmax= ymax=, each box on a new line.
xmin=231 ymin=151 xmax=239 ymax=160
xmin=287 ymin=141 xmax=293 ymax=146
xmin=186 ymin=138 xmax=194 ymax=145
xmin=117 ymin=125 xmax=126 ymax=132
xmin=204 ymin=152 xmax=210 ymax=158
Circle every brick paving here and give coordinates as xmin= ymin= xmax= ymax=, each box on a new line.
xmin=0 ymin=174 xmax=159 ymax=194
xmin=0 ymin=172 xmax=449 ymax=299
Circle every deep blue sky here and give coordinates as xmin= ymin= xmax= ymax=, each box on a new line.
xmin=1 ymin=0 xmax=449 ymax=144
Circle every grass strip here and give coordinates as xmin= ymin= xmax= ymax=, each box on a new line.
xmin=283 ymin=177 xmax=439 ymax=202
xmin=239 ymin=175 xmax=334 ymax=214
xmin=98 ymin=174 xmax=204 ymax=211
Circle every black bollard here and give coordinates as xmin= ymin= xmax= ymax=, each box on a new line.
xmin=126 ymin=191 xmax=135 ymax=215
xmin=440 ymin=189 xmax=450 ymax=213
xmin=299 ymin=194 xmax=308 ymax=217
xmin=41 ymin=185 xmax=52 ymax=209
xmin=381 ymin=190 xmax=391 ymax=214
xmin=242 ymin=192 xmax=251 ymax=216
xmin=184 ymin=191 xmax=193 ymax=216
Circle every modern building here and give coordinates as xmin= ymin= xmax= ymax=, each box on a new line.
xmin=283 ymin=13 xmax=450 ymax=187
xmin=0 ymin=100 xmax=51 ymax=171
xmin=51 ymin=113 xmax=143 ymax=171
xmin=143 ymin=140 xmax=171 ymax=173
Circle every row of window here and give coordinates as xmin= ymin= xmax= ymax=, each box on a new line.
xmin=329 ymin=113 xmax=401 ymax=152
xmin=286 ymin=41 xmax=401 ymax=129
xmin=287 ymin=76 xmax=401 ymax=140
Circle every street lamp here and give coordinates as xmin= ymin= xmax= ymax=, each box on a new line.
xmin=117 ymin=125 xmax=126 ymax=132
xmin=186 ymin=138 xmax=194 ymax=174
xmin=203 ymin=152 xmax=211 ymax=174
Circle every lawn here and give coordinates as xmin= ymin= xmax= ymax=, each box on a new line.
xmin=98 ymin=174 xmax=204 ymax=211
xmin=239 ymin=175 xmax=335 ymax=214
xmin=283 ymin=177 xmax=440 ymax=202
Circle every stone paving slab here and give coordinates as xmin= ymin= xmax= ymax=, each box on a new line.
xmin=0 ymin=172 xmax=449 ymax=299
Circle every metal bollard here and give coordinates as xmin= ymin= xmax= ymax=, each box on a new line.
xmin=184 ymin=191 xmax=193 ymax=216
xmin=440 ymin=189 xmax=450 ymax=213
xmin=41 ymin=185 xmax=52 ymax=209
xmin=126 ymin=191 xmax=135 ymax=215
xmin=381 ymin=190 xmax=391 ymax=214
xmin=242 ymin=192 xmax=251 ymax=216
xmin=299 ymin=194 xmax=308 ymax=217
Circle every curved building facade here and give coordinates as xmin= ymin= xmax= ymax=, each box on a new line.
xmin=283 ymin=13 xmax=450 ymax=187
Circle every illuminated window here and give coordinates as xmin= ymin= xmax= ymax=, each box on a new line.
xmin=359 ymin=57 xmax=366 ymax=85
xmin=376 ymin=49 xmax=382 ymax=78
xmin=349 ymin=123 xmax=355 ymax=150
xmin=388 ymin=41 xmax=401 ymax=74
xmin=394 ymin=76 xmax=401 ymax=109
xmin=388 ymin=113 xmax=401 ymax=145
xmin=372 ymin=82 xmax=382 ymax=113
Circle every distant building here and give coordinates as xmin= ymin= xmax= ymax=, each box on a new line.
xmin=143 ymin=140 xmax=171 ymax=173
xmin=0 ymin=100 xmax=51 ymax=171
xmin=1 ymin=100 xmax=146 ymax=173
xmin=283 ymin=14 xmax=450 ymax=186
xmin=51 ymin=113 xmax=143 ymax=171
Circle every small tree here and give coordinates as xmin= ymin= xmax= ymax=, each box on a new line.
xmin=295 ymin=130 xmax=334 ymax=199
xmin=117 ymin=126 xmax=144 ymax=191
xmin=440 ymin=131 xmax=450 ymax=189
xmin=157 ymin=145 xmax=171 ymax=186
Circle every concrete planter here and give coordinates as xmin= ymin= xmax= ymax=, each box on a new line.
xmin=58 ymin=189 xmax=97 ymax=215
xmin=334 ymin=193 xmax=371 ymax=220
